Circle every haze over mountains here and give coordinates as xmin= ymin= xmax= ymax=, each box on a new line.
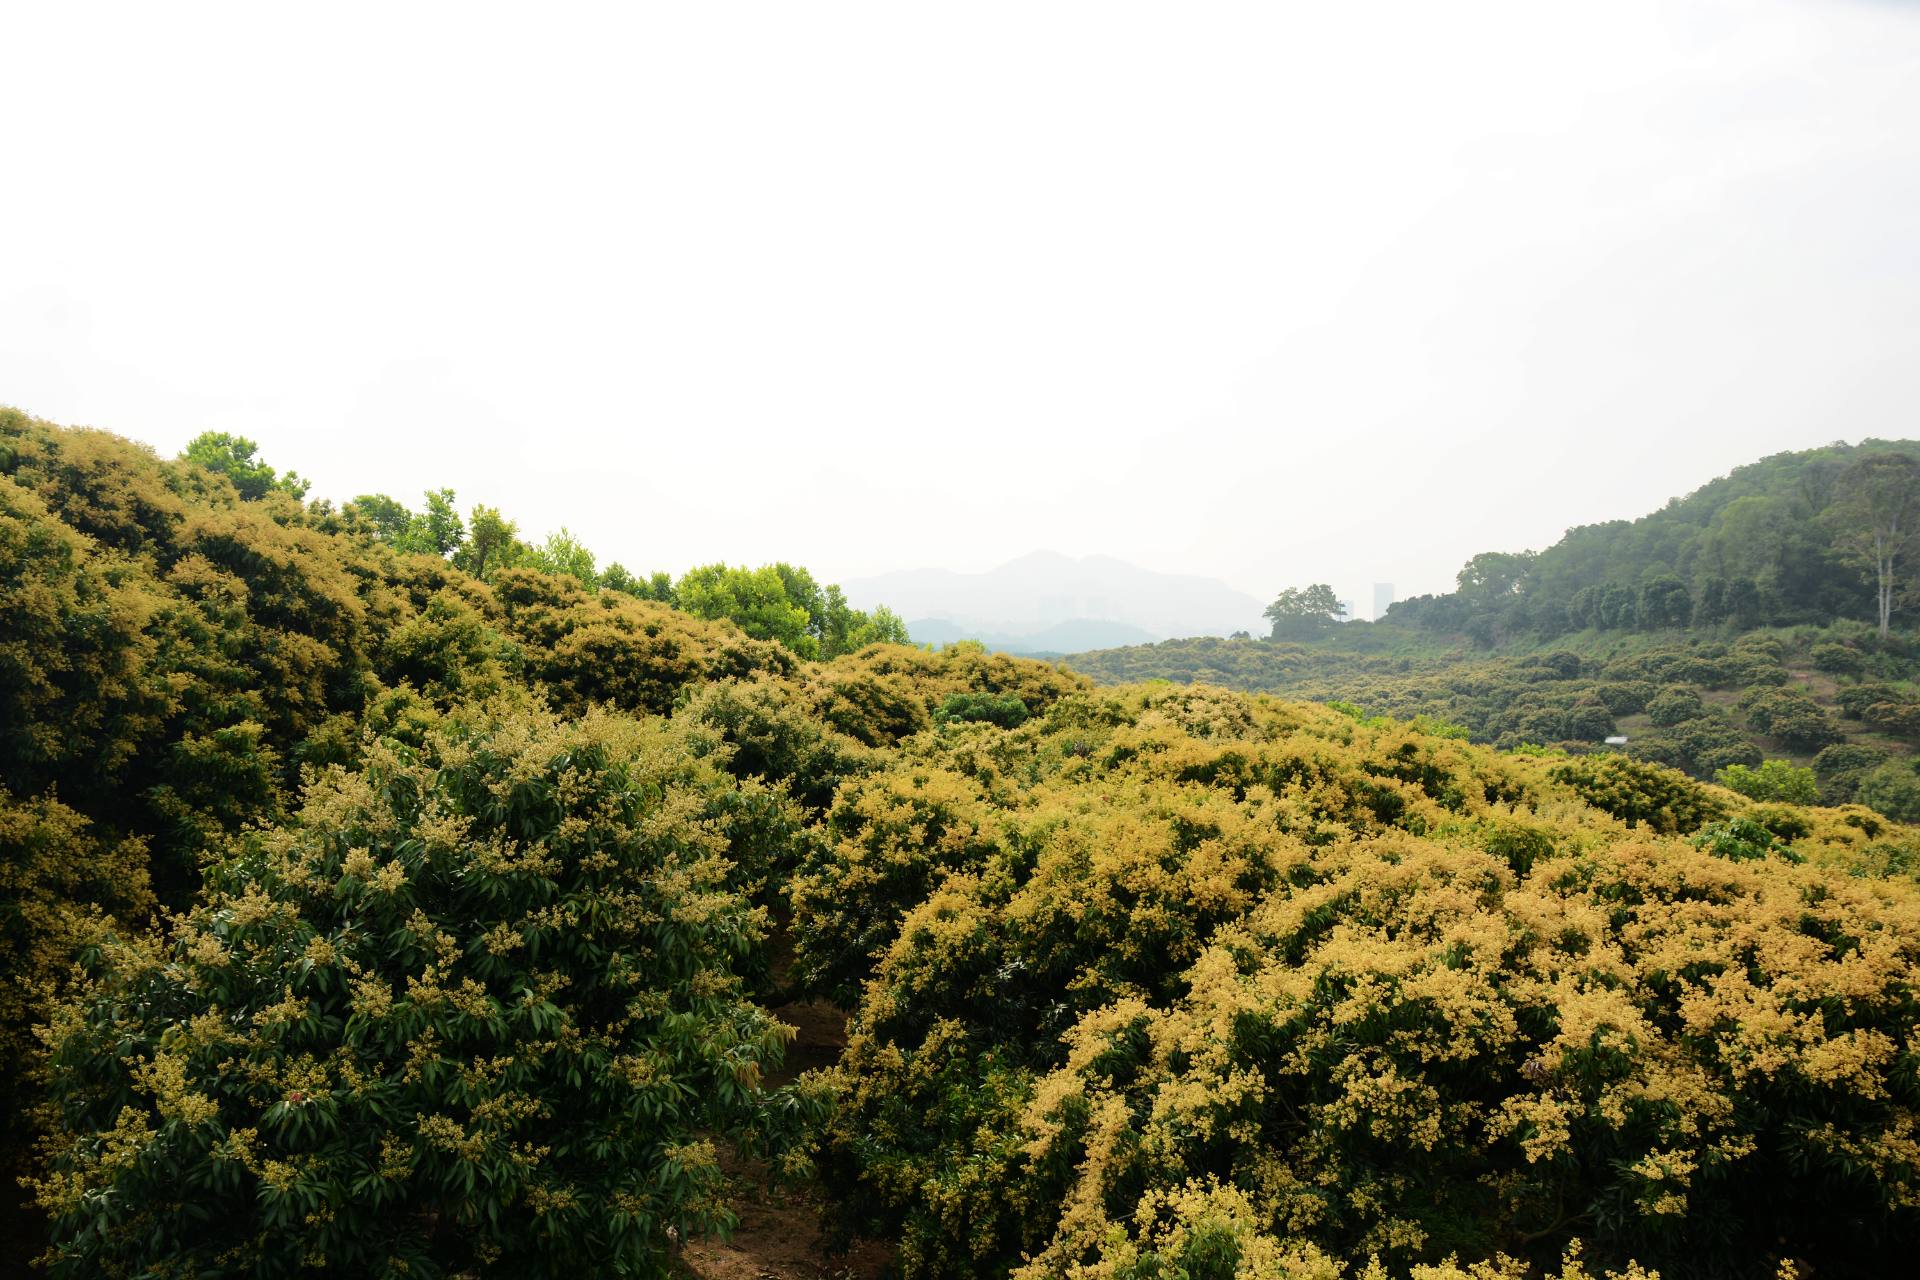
xmin=840 ymin=550 xmax=1268 ymax=653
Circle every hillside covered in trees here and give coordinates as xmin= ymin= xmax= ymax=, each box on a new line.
xmin=4 ymin=409 xmax=1920 ymax=1280
xmin=1385 ymin=441 xmax=1920 ymax=644
xmin=1067 ymin=445 xmax=1920 ymax=827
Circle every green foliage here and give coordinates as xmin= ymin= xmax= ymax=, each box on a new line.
xmin=675 ymin=563 xmax=908 ymax=661
xmin=1547 ymin=753 xmax=1729 ymax=833
xmin=524 ymin=526 xmax=598 ymax=588
xmin=1371 ymin=442 xmax=1920 ymax=642
xmin=807 ymin=642 xmax=1087 ymax=748
xmin=378 ymin=588 xmax=523 ymax=701
xmin=33 ymin=706 xmax=813 ymax=1277
xmin=1837 ymin=682 xmax=1909 ymax=719
xmin=1263 ymin=583 xmax=1345 ymax=639
xmin=0 ymin=474 xmax=167 ymax=795
xmin=1811 ymin=641 xmax=1867 ymax=675
xmin=491 ymin=569 xmax=795 ymax=718
xmin=1827 ymin=452 xmax=1920 ymax=637
xmin=677 ymin=563 xmax=821 ymax=656
xmin=1742 ymin=687 xmax=1843 ymax=751
xmin=182 ymin=431 xmax=309 ymax=501
xmin=1714 ymin=759 xmax=1819 ymax=805
xmin=1857 ymin=760 xmax=1920 ymax=823
xmin=0 ymin=790 xmax=152 ymax=1171
xmin=1645 ymin=685 xmax=1704 ymax=727
xmin=0 ymin=410 xmax=894 ymax=1265
xmin=8 ymin=409 xmax=1920 ymax=1280
xmin=1864 ymin=699 xmax=1920 ymax=741
xmin=1813 ymin=742 xmax=1892 ymax=805
xmin=1629 ymin=712 xmax=1763 ymax=779
xmin=673 ymin=675 xmax=877 ymax=814
xmin=807 ymin=687 xmax=1920 ymax=1279
xmin=789 ymin=763 xmax=1002 ymax=1006
xmin=351 ymin=489 xmax=466 ymax=557
xmin=453 ymin=503 xmax=525 ymax=581
xmin=936 ymin=691 xmax=1031 ymax=728
xmin=1065 ymin=628 xmax=1920 ymax=815
xmin=1690 ymin=815 xmax=1801 ymax=862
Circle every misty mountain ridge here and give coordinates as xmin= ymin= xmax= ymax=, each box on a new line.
xmin=840 ymin=551 xmax=1267 ymax=651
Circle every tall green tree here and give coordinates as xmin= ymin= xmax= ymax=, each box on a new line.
xmin=455 ymin=504 xmax=525 ymax=580
xmin=414 ymin=488 xmax=465 ymax=556
xmin=677 ymin=563 xmax=819 ymax=657
xmin=32 ymin=708 xmax=808 ymax=1278
xmin=1454 ymin=550 xmax=1536 ymax=601
xmin=1638 ymin=573 xmax=1691 ymax=630
xmin=1827 ymin=452 xmax=1920 ymax=638
xmin=349 ymin=492 xmax=416 ymax=545
xmin=181 ymin=432 xmax=308 ymax=501
xmin=351 ymin=489 xmax=465 ymax=557
xmin=1263 ymin=584 xmax=1344 ymax=639
xmin=524 ymin=527 xmax=597 ymax=588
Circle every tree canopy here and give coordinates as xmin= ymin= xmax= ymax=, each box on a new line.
xmin=5 ymin=406 xmax=1920 ymax=1280
xmin=1263 ymin=583 xmax=1345 ymax=639
xmin=1381 ymin=441 xmax=1920 ymax=644
xmin=183 ymin=431 xmax=309 ymax=501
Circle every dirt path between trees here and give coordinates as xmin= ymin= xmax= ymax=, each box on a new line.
xmin=676 ymin=995 xmax=894 ymax=1280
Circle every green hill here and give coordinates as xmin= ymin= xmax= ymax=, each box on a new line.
xmin=1386 ymin=440 xmax=1920 ymax=644
xmin=1064 ymin=446 xmax=1920 ymax=820
xmin=4 ymin=409 xmax=1920 ymax=1280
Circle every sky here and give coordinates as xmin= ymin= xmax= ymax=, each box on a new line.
xmin=3 ymin=1 xmax=1918 ymax=612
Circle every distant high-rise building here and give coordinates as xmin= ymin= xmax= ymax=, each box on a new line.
xmin=1338 ymin=598 xmax=1356 ymax=623
xmin=1372 ymin=582 xmax=1395 ymax=622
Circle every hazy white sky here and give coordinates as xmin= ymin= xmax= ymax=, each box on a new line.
xmin=3 ymin=1 xmax=1917 ymax=607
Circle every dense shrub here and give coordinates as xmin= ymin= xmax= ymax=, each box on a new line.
xmin=675 ymin=675 xmax=877 ymax=813
xmin=1563 ymin=701 xmax=1616 ymax=741
xmin=813 ymin=691 xmax=1920 ymax=1280
xmin=1715 ymin=759 xmax=1819 ymax=805
xmin=1743 ymin=689 xmax=1844 ymax=752
xmin=789 ymin=763 xmax=1002 ymax=1005
xmin=1838 ymin=683 xmax=1911 ymax=720
xmin=493 ymin=568 xmax=795 ymax=717
xmin=1645 ymin=686 xmax=1705 ymax=727
xmin=1061 ymin=629 xmax=1893 ymax=786
xmin=0 ymin=475 xmax=167 ymax=797
xmin=1812 ymin=641 xmax=1867 ymax=675
xmin=32 ymin=707 xmax=812 ymax=1277
xmin=936 ymin=691 xmax=1031 ymax=728
xmin=1592 ymin=680 xmax=1656 ymax=716
xmin=1629 ymin=716 xmax=1761 ymax=779
xmin=8 ymin=410 xmax=1920 ymax=1280
xmin=1857 ymin=761 xmax=1920 ymax=823
xmin=1814 ymin=743 xmax=1893 ymax=805
xmin=0 ymin=790 xmax=153 ymax=1179
xmin=1718 ymin=649 xmax=1792 ymax=688
xmin=1547 ymin=754 xmax=1728 ymax=833
xmin=808 ymin=643 xmax=1085 ymax=748
xmin=1864 ymin=701 xmax=1920 ymax=741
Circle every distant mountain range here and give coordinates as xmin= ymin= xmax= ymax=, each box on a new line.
xmin=841 ymin=551 xmax=1267 ymax=654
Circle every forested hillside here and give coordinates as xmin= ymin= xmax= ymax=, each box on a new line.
xmin=1384 ymin=442 xmax=1920 ymax=644
xmin=1067 ymin=445 xmax=1920 ymax=829
xmin=1064 ymin=629 xmax=1920 ymax=816
xmin=4 ymin=409 xmax=1920 ymax=1279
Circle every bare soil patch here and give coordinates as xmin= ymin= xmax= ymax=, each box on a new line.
xmin=676 ymin=1148 xmax=891 ymax=1280
xmin=677 ymin=990 xmax=892 ymax=1280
